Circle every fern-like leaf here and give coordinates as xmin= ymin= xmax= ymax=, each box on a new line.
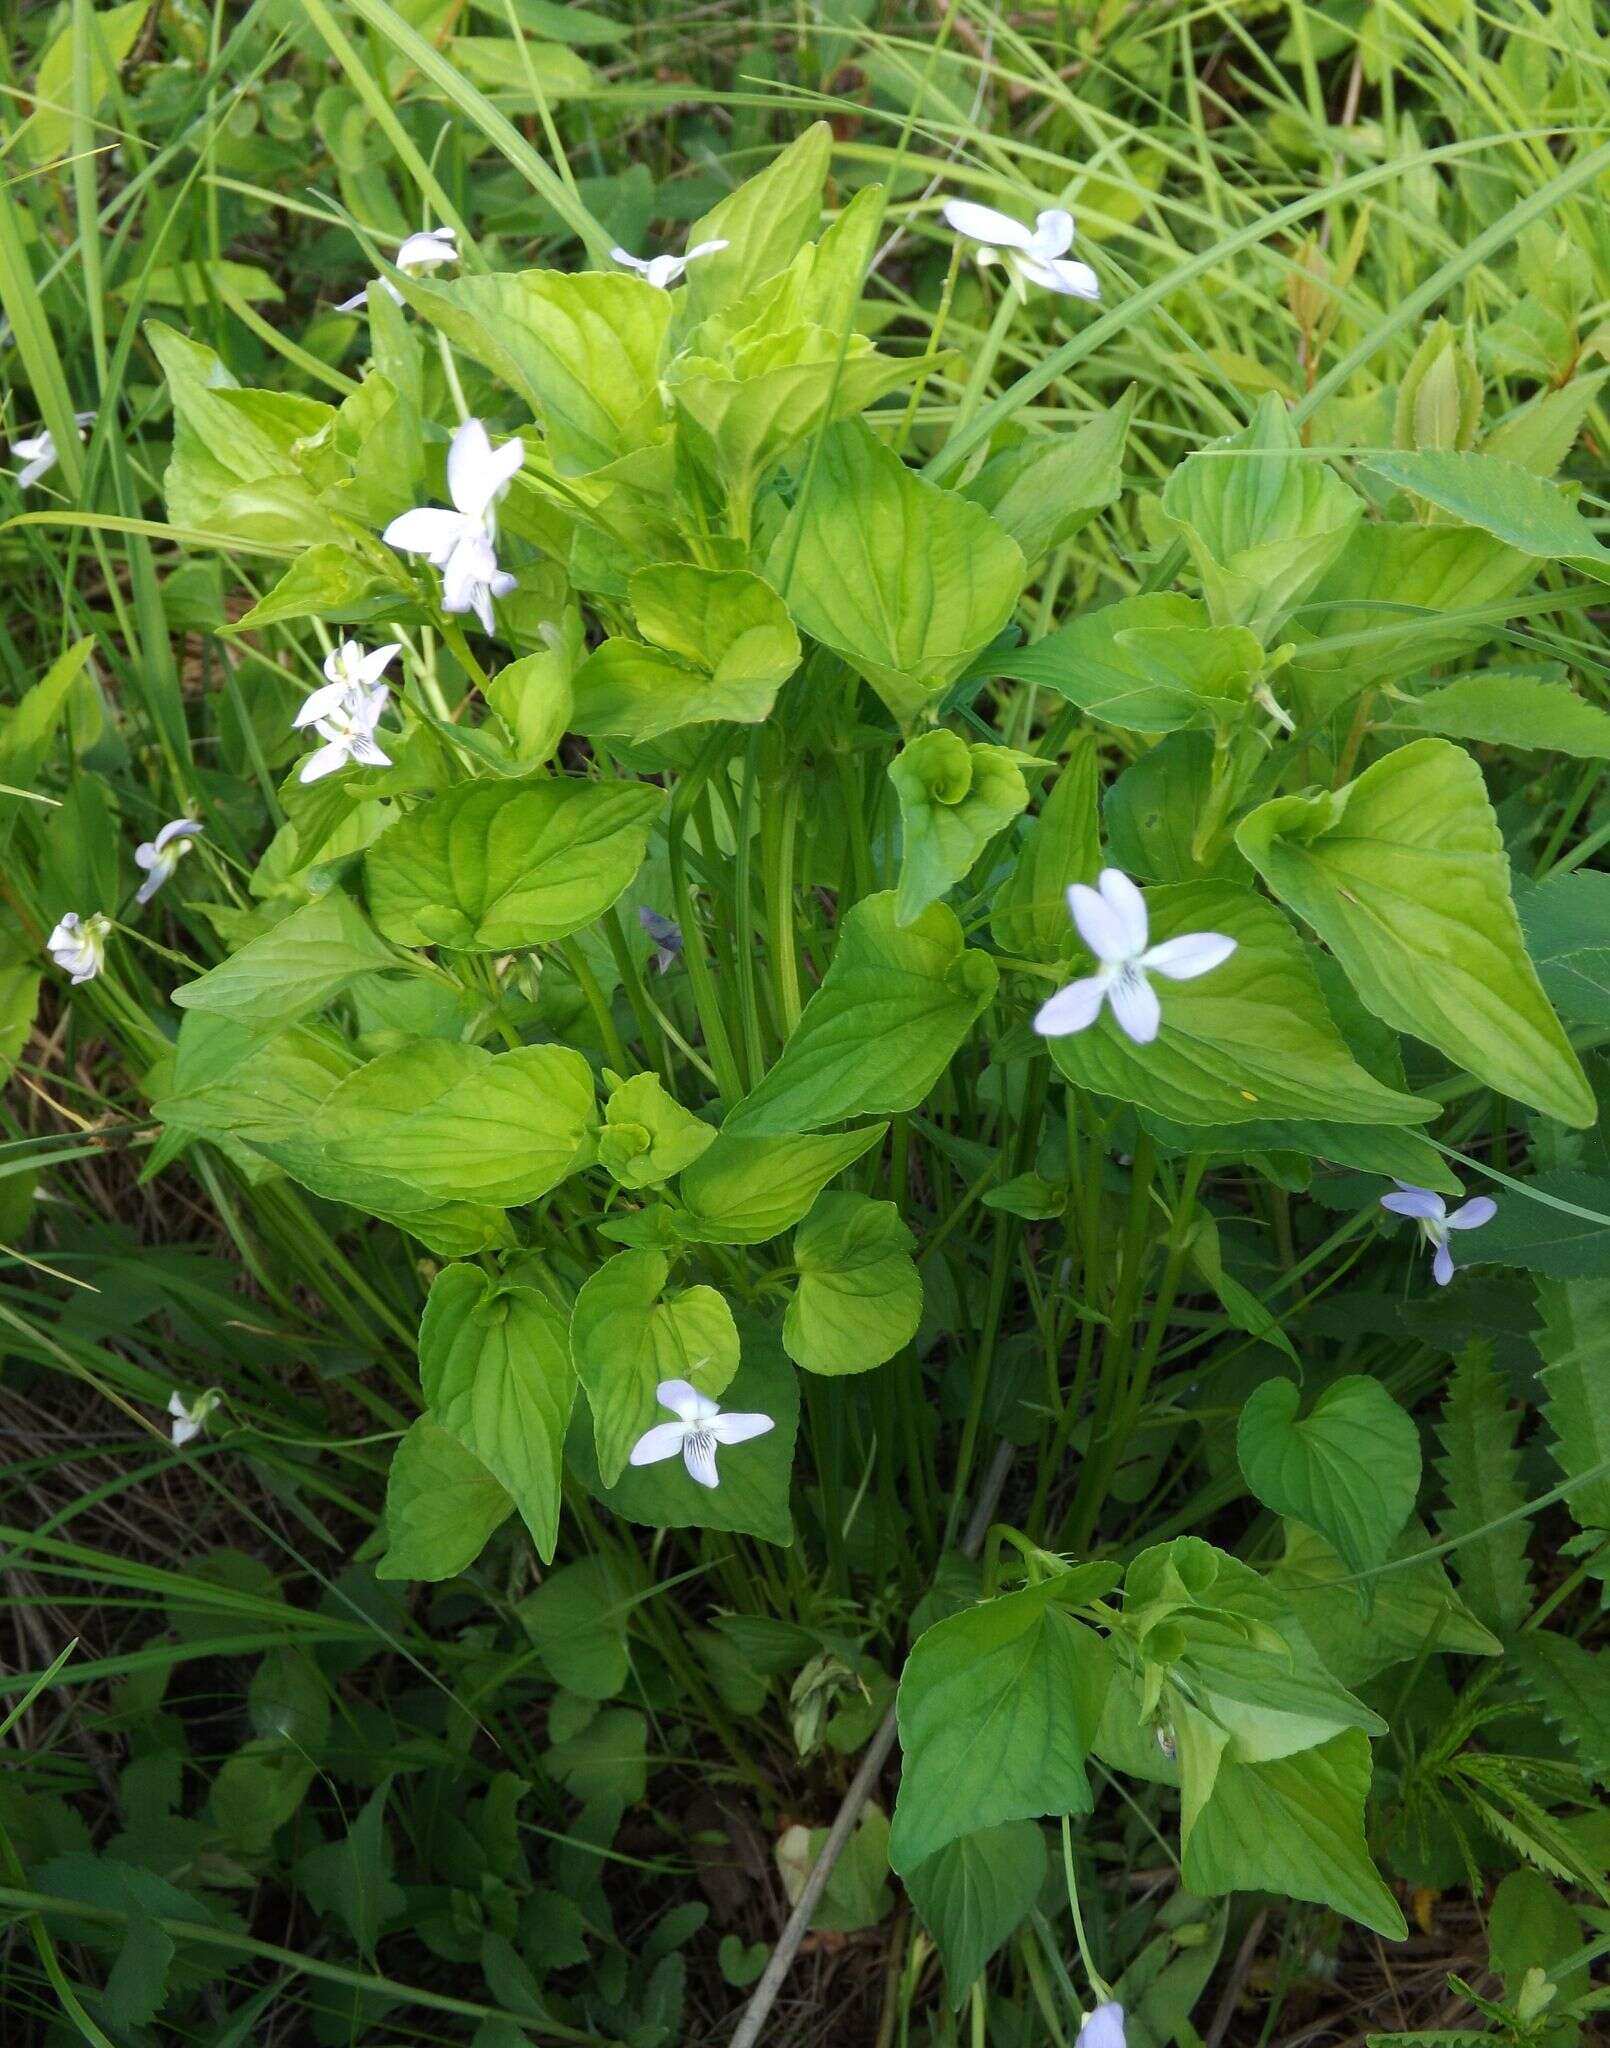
xmin=1536 ymin=1278 xmax=1610 ymax=1534
xmin=1435 ymin=1342 xmax=1532 ymax=1632
xmin=1510 ymin=1630 xmax=1610 ymax=1788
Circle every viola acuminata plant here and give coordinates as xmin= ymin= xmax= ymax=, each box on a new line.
xmin=9 ymin=56 xmax=1610 ymax=2047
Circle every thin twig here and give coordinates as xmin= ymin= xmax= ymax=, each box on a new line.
xmin=1203 ymin=1907 xmax=1267 ymax=2048
xmin=730 ymin=1438 xmax=1017 ymax=2048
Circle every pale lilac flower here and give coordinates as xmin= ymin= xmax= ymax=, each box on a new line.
xmin=293 ymin=639 xmax=399 ymax=783
xmin=12 ymin=410 xmax=96 ymax=488
xmin=1379 ymin=1182 xmax=1496 ymax=1286
xmin=639 ymin=905 xmax=682 ymax=974
xmin=336 ymin=226 xmax=458 ymax=312
xmin=134 ymin=819 xmax=204 ymax=904
xmin=168 ymin=1388 xmax=220 ymax=1447
xmin=628 ymin=1378 xmax=773 ymax=1490
xmin=1078 ymin=2005 xmax=1125 ymax=2048
xmin=47 ymin=912 xmax=109 ymax=985
xmin=1033 ymin=869 xmax=1236 ymax=1047
xmin=382 ymin=419 xmax=521 ymax=635
xmin=941 ymin=199 xmax=1100 ymax=300
xmin=610 ymin=237 xmax=728 ymax=290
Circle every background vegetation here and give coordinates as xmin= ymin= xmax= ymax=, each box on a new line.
xmin=2 ymin=0 xmax=1609 ymax=2044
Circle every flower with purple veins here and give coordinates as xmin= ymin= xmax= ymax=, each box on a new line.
xmin=1379 ymin=1181 xmax=1496 ymax=1286
xmin=1032 ymin=868 xmax=1236 ymax=1047
xmin=628 ymin=1378 xmax=774 ymax=1489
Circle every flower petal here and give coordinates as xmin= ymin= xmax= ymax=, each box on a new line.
xmin=1140 ymin=931 xmax=1236 ymax=981
xmin=1380 ymin=1189 xmax=1445 ymax=1222
xmin=447 ymin=418 xmax=497 ymax=517
xmin=1031 ymin=208 xmax=1075 ymax=258
xmin=1107 ymin=969 xmax=1161 ymax=1045
xmin=1067 ymin=882 xmax=1128 ymax=964
xmin=628 ymin=1422 xmax=689 ymax=1467
xmin=383 ymin=506 xmax=464 ymax=562
xmin=334 ymin=286 xmax=371 ymax=313
xmin=611 ymin=246 xmax=652 ymax=275
xmin=1432 ymin=1241 xmax=1455 ymax=1286
xmin=347 ymin=735 xmax=392 ymax=768
xmin=656 ymin=1378 xmax=715 ymax=1423
xmin=397 ymin=227 xmax=457 ymax=270
xmin=1078 ymin=2004 xmax=1127 ymax=2048
xmin=683 ymin=238 xmax=729 ymax=263
xmin=707 ymin=1411 xmax=774 ymax=1446
xmin=682 ymin=1432 xmax=721 ymax=1488
xmin=152 ymin=818 xmax=203 ymax=854
xmin=294 ymin=679 xmax=351 ymax=728
xmin=1446 ymin=1196 xmax=1496 ymax=1231
xmin=1023 ymin=255 xmax=1101 ymax=299
xmin=1098 ymin=869 xmax=1149 ymax=955
xmin=941 ymin=198 xmax=1036 ymax=250
xmin=1033 ymin=974 xmax=1108 ymax=1038
xmin=299 ymin=740 xmax=351 ymax=784
xmin=358 ymin=642 xmax=403 ymax=687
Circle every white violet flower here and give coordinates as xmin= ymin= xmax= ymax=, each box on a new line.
xmin=168 ymin=1388 xmax=221 ymax=1447
xmin=336 ymin=226 xmax=458 ymax=311
xmin=1078 ymin=2005 xmax=1126 ymax=2048
xmin=1379 ymin=1181 xmax=1496 ymax=1287
xmin=1033 ymin=868 xmax=1236 ymax=1047
xmin=293 ymin=639 xmax=400 ymax=783
xmin=12 ymin=410 xmax=97 ymax=488
xmin=610 ymin=237 xmax=728 ymax=290
xmin=941 ymin=199 xmax=1100 ymax=300
xmin=47 ymin=912 xmax=110 ymax=985
xmin=628 ymin=1377 xmax=774 ymax=1490
xmin=134 ymin=819 xmax=204 ymax=904
xmin=382 ymin=418 xmax=522 ymax=635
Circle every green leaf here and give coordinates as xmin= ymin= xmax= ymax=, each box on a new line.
xmin=0 ymin=638 xmax=94 ymax=791
xmin=1536 ymin=1278 xmax=1610 ymax=1533
xmin=1364 ymin=450 xmax=1610 ymax=561
xmin=990 ymin=734 xmax=1100 ymax=960
xmin=1045 ymin=883 xmax=1432 ymax=1127
xmin=233 ymin=544 xmax=411 ymax=631
xmin=21 ymin=1 xmax=150 ymax=163
xmin=172 ymin=892 xmax=396 ymax=1028
xmin=1516 ymin=869 xmax=1610 ymax=1029
xmin=295 ymin=1784 xmax=404 ymax=1962
xmin=997 ymin=596 xmax=1266 ymax=735
xmin=1434 ymin=1346 xmax=1533 ymax=1633
xmin=1509 ymin=1632 xmax=1610 ymax=1787
xmin=726 ymin=895 xmax=997 ymax=1134
xmin=904 ymin=1822 xmax=1047 ymax=2005
xmin=571 ymin=565 xmax=800 ymax=741
xmin=0 ymin=955 xmax=41 ymax=1088
xmin=1236 ymin=738 xmax=1593 ymax=1127
xmin=569 ymin=1310 xmax=798 ymax=1545
xmin=518 ymin=1554 xmax=636 ymax=1698
xmin=890 ymin=1584 xmax=1106 ymax=1874
xmin=680 ymin=122 xmax=833 ymax=323
xmin=379 ymin=1417 xmax=514 ymax=1581
xmin=599 ymin=1070 xmax=715 ymax=1188
xmin=1237 ymin=1375 xmax=1421 ymax=1577
xmin=778 ymin=1805 xmax=893 ymax=1934
xmin=1181 ymin=1728 xmax=1406 ymax=1938
xmin=1461 ymin=1170 xmax=1610 ymax=1278
xmin=676 ymin=1123 xmax=887 ymax=1243
xmin=1269 ymin=1520 xmax=1500 ymax=1688
xmin=1392 ymin=671 xmax=1610 ymax=759
xmin=365 ymin=776 xmax=663 ymax=951
xmin=768 ymin=421 xmax=1025 ymax=724
xmin=960 ymin=390 xmax=1134 ymax=566
xmin=570 ymin=1248 xmax=741 ymax=1484
xmin=783 ymin=1192 xmax=921 ymax=1375
xmin=319 ymin=1041 xmax=594 ymax=1207
xmin=889 ymin=731 xmax=1030 ymax=925
xmin=669 ymin=328 xmax=921 ymax=509
xmin=419 ymin=1263 xmax=578 ymax=1561
xmin=400 ymin=270 xmax=670 ymax=471
xmin=1158 ymin=394 xmax=1362 ymax=637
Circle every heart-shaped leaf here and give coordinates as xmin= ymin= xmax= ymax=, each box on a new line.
xmin=1237 ymin=1375 xmax=1421 ymax=1577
